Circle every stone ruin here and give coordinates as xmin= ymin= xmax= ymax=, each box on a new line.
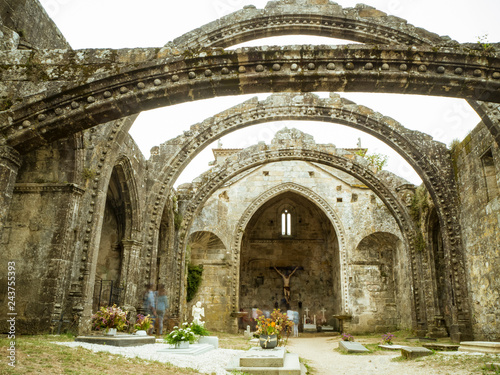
xmin=0 ymin=0 xmax=498 ymax=343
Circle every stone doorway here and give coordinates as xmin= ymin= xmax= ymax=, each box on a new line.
xmin=239 ymin=191 xmax=341 ymax=329
xmin=93 ymin=167 xmax=126 ymax=310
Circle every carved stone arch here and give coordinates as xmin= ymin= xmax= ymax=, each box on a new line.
xmin=5 ymin=44 xmax=500 ymax=153
xmin=228 ymin=182 xmax=350 ymax=315
xmin=112 ymin=155 xmax=142 ymax=240
xmin=176 ymin=150 xmax=420 ymax=330
xmin=144 ymin=94 xmax=459 ymax=321
xmin=170 ymin=1 xmax=449 ymax=49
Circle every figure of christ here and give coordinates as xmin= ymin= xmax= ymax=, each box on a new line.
xmin=273 ymin=266 xmax=299 ymax=304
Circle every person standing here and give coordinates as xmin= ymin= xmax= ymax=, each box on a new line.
xmin=156 ymin=285 xmax=169 ymax=335
xmin=143 ymin=283 xmax=157 ymax=334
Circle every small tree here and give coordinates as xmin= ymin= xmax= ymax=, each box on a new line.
xmin=356 ymin=150 xmax=388 ymax=172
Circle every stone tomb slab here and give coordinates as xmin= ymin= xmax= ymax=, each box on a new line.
xmin=75 ymin=334 xmax=156 ymax=347
xmin=339 ymin=341 xmax=370 ymax=353
xmin=459 ymin=341 xmax=500 ymax=354
xmin=239 ymin=347 xmax=286 ymax=367
xmin=401 ymin=346 xmax=433 ymax=359
xmin=422 ymin=343 xmax=459 ymax=351
xmin=226 ymin=347 xmax=301 ymax=375
xmin=378 ymin=344 xmax=406 ymax=351
xmin=157 ymin=343 xmax=214 ymax=355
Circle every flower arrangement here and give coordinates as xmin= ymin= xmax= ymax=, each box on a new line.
xmin=255 ymin=309 xmax=294 ymax=346
xmin=381 ymin=332 xmax=395 ymax=345
xmin=91 ymin=304 xmax=128 ymax=331
xmin=134 ymin=314 xmax=152 ymax=331
xmin=341 ymin=332 xmax=354 ymax=342
xmin=165 ymin=323 xmax=196 ymax=345
xmin=190 ymin=322 xmax=210 ymax=337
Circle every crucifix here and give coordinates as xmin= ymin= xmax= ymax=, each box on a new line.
xmin=273 ymin=266 xmax=299 ymax=304
xmin=320 ymin=308 xmax=326 ymax=321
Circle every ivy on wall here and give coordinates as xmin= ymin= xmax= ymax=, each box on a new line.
xmin=186 ymin=264 xmax=203 ymax=302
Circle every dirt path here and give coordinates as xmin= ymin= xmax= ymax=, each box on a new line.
xmin=285 ymin=335 xmax=472 ymax=375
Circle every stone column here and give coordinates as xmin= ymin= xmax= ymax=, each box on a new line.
xmin=0 ymin=145 xmax=21 ymax=240
xmin=120 ymin=239 xmax=143 ymax=306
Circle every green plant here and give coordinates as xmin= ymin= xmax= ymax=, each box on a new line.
xmin=81 ymin=168 xmax=96 ymax=180
xmin=91 ymin=305 xmax=128 ymax=331
xmin=186 ymin=263 xmax=203 ymax=302
xmin=165 ymin=323 xmax=196 ymax=345
xmin=174 ymin=212 xmax=183 ymax=230
xmin=133 ymin=314 xmax=152 ymax=331
xmin=255 ymin=309 xmax=294 ymax=346
xmin=356 ymin=150 xmax=388 ymax=171
xmin=190 ymin=321 xmax=210 ymax=336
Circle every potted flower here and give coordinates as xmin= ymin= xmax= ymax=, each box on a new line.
xmin=341 ymin=332 xmax=354 ymax=342
xmin=165 ymin=323 xmax=196 ymax=349
xmin=91 ymin=304 xmax=128 ymax=335
xmin=255 ymin=309 xmax=294 ymax=349
xmin=381 ymin=332 xmax=395 ymax=345
xmin=133 ymin=314 xmax=152 ymax=336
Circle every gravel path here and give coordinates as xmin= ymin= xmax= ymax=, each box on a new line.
xmin=285 ymin=336 xmax=483 ymax=375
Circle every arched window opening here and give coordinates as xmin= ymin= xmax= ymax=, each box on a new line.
xmin=281 ymin=209 xmax=292 ymax=236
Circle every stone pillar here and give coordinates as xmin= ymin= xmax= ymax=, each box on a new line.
xmin=120 ymin=239 xmax=143 ymax=306
xmin=0 ymin=145 xmax=21 ymax=240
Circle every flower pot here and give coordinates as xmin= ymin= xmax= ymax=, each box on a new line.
xmin=105 ymin=328 xmax=117 ymax=336
xmin=174 ymin=341 xmax=190 ymax=349
xmin=259 ymin=334 xmax=278 ymax=349
xmin=135 ymin=330 xmax=147 ymax=336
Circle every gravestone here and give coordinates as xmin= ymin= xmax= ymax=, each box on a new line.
xmin=422 ymin=343 xmax=459 ymax=351
xmin=226 ymin=347 xmax=302 ymax=375
xmin=157 ymin=343 xmax=214 ymax=355
xmin=378 ymin=344 xmax=406 ymax=351
xmin=401 ymin=346 xmax=433 ymax=359
xmin=339 ymin=341 xmax=369 ymax=353
xmin=75 ymin=334 xmax=155 ymax=347
xmin=459 ymin=341 xmax=500 ymax=354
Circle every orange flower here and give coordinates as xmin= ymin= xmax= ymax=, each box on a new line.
xmin=271 ymin=322 xmax=276 ymax=327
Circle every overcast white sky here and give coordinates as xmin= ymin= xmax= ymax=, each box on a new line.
xmin=41 ymin=0 xmax=500 ymax=186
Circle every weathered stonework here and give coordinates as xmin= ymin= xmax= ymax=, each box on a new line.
xmin=0 ymin=0 xmax=498 ymax=342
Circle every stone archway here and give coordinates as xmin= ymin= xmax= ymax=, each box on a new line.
xmin=186 ymin=230 xmax=230 ymax=331
xmin=239 ymin=190 xmax=340 ymax=330
xmin=93 ymin=156 xmax=142 ymax=309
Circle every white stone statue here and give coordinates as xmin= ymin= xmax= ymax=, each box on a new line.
xmin=192 ymin=301 xmax=205 ymax=325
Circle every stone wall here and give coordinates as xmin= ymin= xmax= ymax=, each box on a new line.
xmin=452 ymin=122 xmax=500 ymax=340
xmin=0 ymin=0 xmax=69 ymax=49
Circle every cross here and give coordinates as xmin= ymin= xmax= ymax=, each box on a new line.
xmin=304 ymin=307 xmax=309 ymax=317
xmin=320 ymin=308 xmax=326 ymax=320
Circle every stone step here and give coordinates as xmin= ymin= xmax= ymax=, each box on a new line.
xmin=459 ymin=341 xmax=500 ymax=354
xmin=157 ymin=343 xmax=214 ymax=355
xmin=227 ymin=351 xmax=302 ymax=375
xmin=75 ymin=334 xmax=156 ymax=347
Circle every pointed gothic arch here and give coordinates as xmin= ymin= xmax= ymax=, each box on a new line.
xmin=227 ymin=182 xmax=351 ymax=316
